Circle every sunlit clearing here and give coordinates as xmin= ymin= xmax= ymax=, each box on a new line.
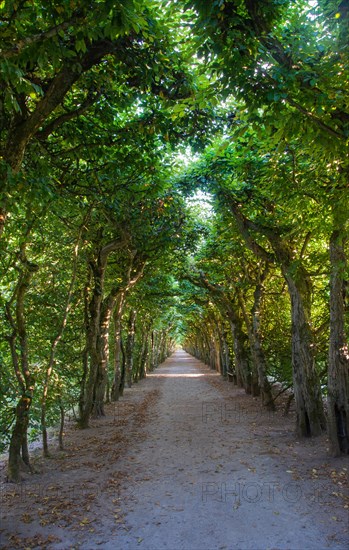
xmin=173 ymin=146 xmax=200 ymax=168
xmin=186 ymin=190 xmax=213 ymax=219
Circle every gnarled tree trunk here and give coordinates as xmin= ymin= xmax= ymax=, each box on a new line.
xmin=79 ymin=259 xmax=104 ymax=428
xmin=79 ymin=237 xmax=130 ymax=428
xmin=225 ymin=198 xmax=325 ymax=436
xmin=6 ymin=258 xmax=39 ymax=482
xmin=327 ymin=208 xmax=349 ymax=455
xmin=285 ymin=271 xmax=326 ymax=436
xmin=92 ymin=291 xmax=119 ymax=418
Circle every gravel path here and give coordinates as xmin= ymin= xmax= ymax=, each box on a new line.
xmin=1 ymin=349 xmax=348 ymax=550
xmin=98 ymin=350 xmax=348 ymax=550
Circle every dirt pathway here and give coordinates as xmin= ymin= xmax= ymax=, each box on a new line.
xmin=1 ymin=350 xmax=348 ymax=549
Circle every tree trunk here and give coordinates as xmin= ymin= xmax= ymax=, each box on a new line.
xmin=220 ymin=331 xmax=230 ymax=377
xmin=41 ymin=213 xmax=85 ymax=454
xmin=133 ymin=324 xmax=149 ymax=383
xmin=224 ymin=195 xmax=326 ymax=435
xmin=251 ymin=282 xmax=274 ymax=409
xmin=238 ymin=271 xmax=275 ymax=409
xmin=41 ymin=402 xmax=50 ymax=458
xmin=228 ymin=313 xmax=251 ymax=393
xmin=125 ymin=309 xmax=137 ymax=388
xmin=8 ymin=396 xmax=33 ymax=482
xmin=79 ymin=238 xmax=130 ymax=427
xmin=286 ymin=273 xmax=326 ymax=436
xmin=111 ymin=293 xmax=126 ymax=401
xmin=79 ymin=260 xmax=105 ymax=428
xmin=238 ymin=292 xmax=260 ymax=396
xmin=105 ymin=377 xmax=111 ymax=403
xmin=80 ymin=320 xmax=99 ymax=428
xmin=92 ymin=336 xmax=108 ymax=418
xmin=92 ymin=289 xmax=121 ymax=417
xmin=21 ymin=430 xmax=31 ymax=468
xmin=58 ymin=400 xmax=65 ymax=451
xmin=119 ymin=338 xmax=126 ymax=397
xmin=267 ymin=237 xmax=325 ymax=433
xmin=79 ymin=276 xmax=91 ymax=419
xmin=209 ymin=332 xmax=216 ymax=370
xmin=79 ymin=348 xmax=89 ymax=419
xmin=195 ymin=273 xmax=251 ymax=390
xmin=138 ymin=328 xmax=150 ymax=380
xmin=327 ymin=214 xmax=349 ymax=455
xmin=149 ymin=331 xmax=157 ymax=371
xmin=213 ymin=334 xmax=222 ymax=373
xmin=6 ymin=258 xmax=38 ymax=482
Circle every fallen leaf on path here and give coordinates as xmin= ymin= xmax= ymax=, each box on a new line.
xmin=79 ymin=517 xmax=91 ymax=525
xmin=21 ymin=514 xmax=33 ymax=524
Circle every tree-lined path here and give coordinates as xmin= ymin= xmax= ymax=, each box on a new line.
xmin=1 ymin=350 xmax=348 ymax=549
xmin=1 ymin=2 xmax=348 ymax=547
xmin=1 ymin=0 xmax=348 ymax=486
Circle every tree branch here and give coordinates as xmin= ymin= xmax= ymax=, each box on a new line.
xmin=223 ymin=196 xmax=276 ymax=264
xmin=285 ymin=97 xmax=344 ymax=139
xmin=4 ymin=38 xmax=121 ymax=171
xmin=37 ymin=90 xmax=100 ymax=139
xmin=300 ymin=231 xmax=312 ymax=259
xmin=0 ymin=16 xmax=84 ymax=59
xmin=100 ymin=235 xmax=130 ymax=263
xmin=244 ymin=2 xmax=347 ymax=140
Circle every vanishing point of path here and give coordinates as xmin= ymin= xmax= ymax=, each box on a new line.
xmin=1 ymin=350 xmax=348 ymax=549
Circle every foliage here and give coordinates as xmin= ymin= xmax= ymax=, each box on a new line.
xmin=0 ymin=0 xmax=348 ymax=461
